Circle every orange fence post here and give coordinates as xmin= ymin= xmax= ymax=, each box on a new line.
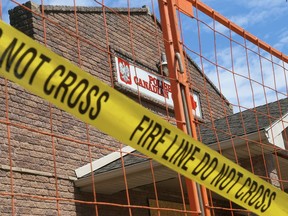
xmin=158 ymin=0 xmax=211 ymax=215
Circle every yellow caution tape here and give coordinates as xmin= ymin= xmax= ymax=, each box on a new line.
xmin=0 ymin=20 xmax=287 ymax=215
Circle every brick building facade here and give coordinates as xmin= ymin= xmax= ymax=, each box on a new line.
xmin=1 ymin=1 xmax=286 ymax=216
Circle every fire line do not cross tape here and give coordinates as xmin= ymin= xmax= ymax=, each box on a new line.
xmin=0 ymin=20 xmax=287 ymax=215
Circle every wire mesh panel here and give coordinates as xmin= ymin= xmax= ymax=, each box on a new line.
xmin=179 ymin=1 xmax=288 ymax=215
xmin=0 ymin=0 xmax=287 ymax=216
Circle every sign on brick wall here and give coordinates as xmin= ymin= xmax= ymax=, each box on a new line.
xmin=115 ymin=57 xmax=173 ymax=107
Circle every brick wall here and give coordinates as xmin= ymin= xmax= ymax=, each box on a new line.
xmin=0 ymin=1 xmax=233 ymax=215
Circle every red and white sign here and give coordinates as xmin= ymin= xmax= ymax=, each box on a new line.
xmin=115 ymin=57 xmax=173 ymax=106
xmin=118 ymin=58 xmax=132 ymax=85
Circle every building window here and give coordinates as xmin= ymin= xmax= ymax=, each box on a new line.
xmin=192 ymin=91 xmax=202 ymax=119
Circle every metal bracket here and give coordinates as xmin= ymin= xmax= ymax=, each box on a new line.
xmin=175 ymin=52 xmax=184 ymax=73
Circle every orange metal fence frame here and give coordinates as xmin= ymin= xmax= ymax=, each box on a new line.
xmin=158 ymin=0 xmax=210 ymax=215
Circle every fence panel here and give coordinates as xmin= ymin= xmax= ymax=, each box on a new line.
xmin=0 ymin=0 xmax=287 ymax=215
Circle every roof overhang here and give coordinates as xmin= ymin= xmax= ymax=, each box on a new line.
xmin=209 ymin=130 xmax=271 ymax=161
xmin=75 ymin=145 xmax=135 ymax=179
xmin=74 ymin=128 xmax=284 ymax=194
xmin=74 ymin=111 xmax=288 ymax=194
xmin=74 ymin=159 xmax=179 ymax=194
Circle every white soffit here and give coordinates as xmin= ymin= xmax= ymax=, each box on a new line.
xmin=265 ymin=112 xmax=288 ymax=149
xmin=75 ymin=145 xmax=135 ymax=178
xmin=75 ymin=161 xmax=177 ymax=194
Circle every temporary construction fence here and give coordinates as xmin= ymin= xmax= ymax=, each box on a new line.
xmin=0 ymin=0 xmax=287 ymax=216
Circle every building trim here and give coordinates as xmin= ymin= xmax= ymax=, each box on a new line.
xmin=75 ymin=145 xmax=135 ymax=178
xmin=265 ymin=112 xmax=288 ymax=149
